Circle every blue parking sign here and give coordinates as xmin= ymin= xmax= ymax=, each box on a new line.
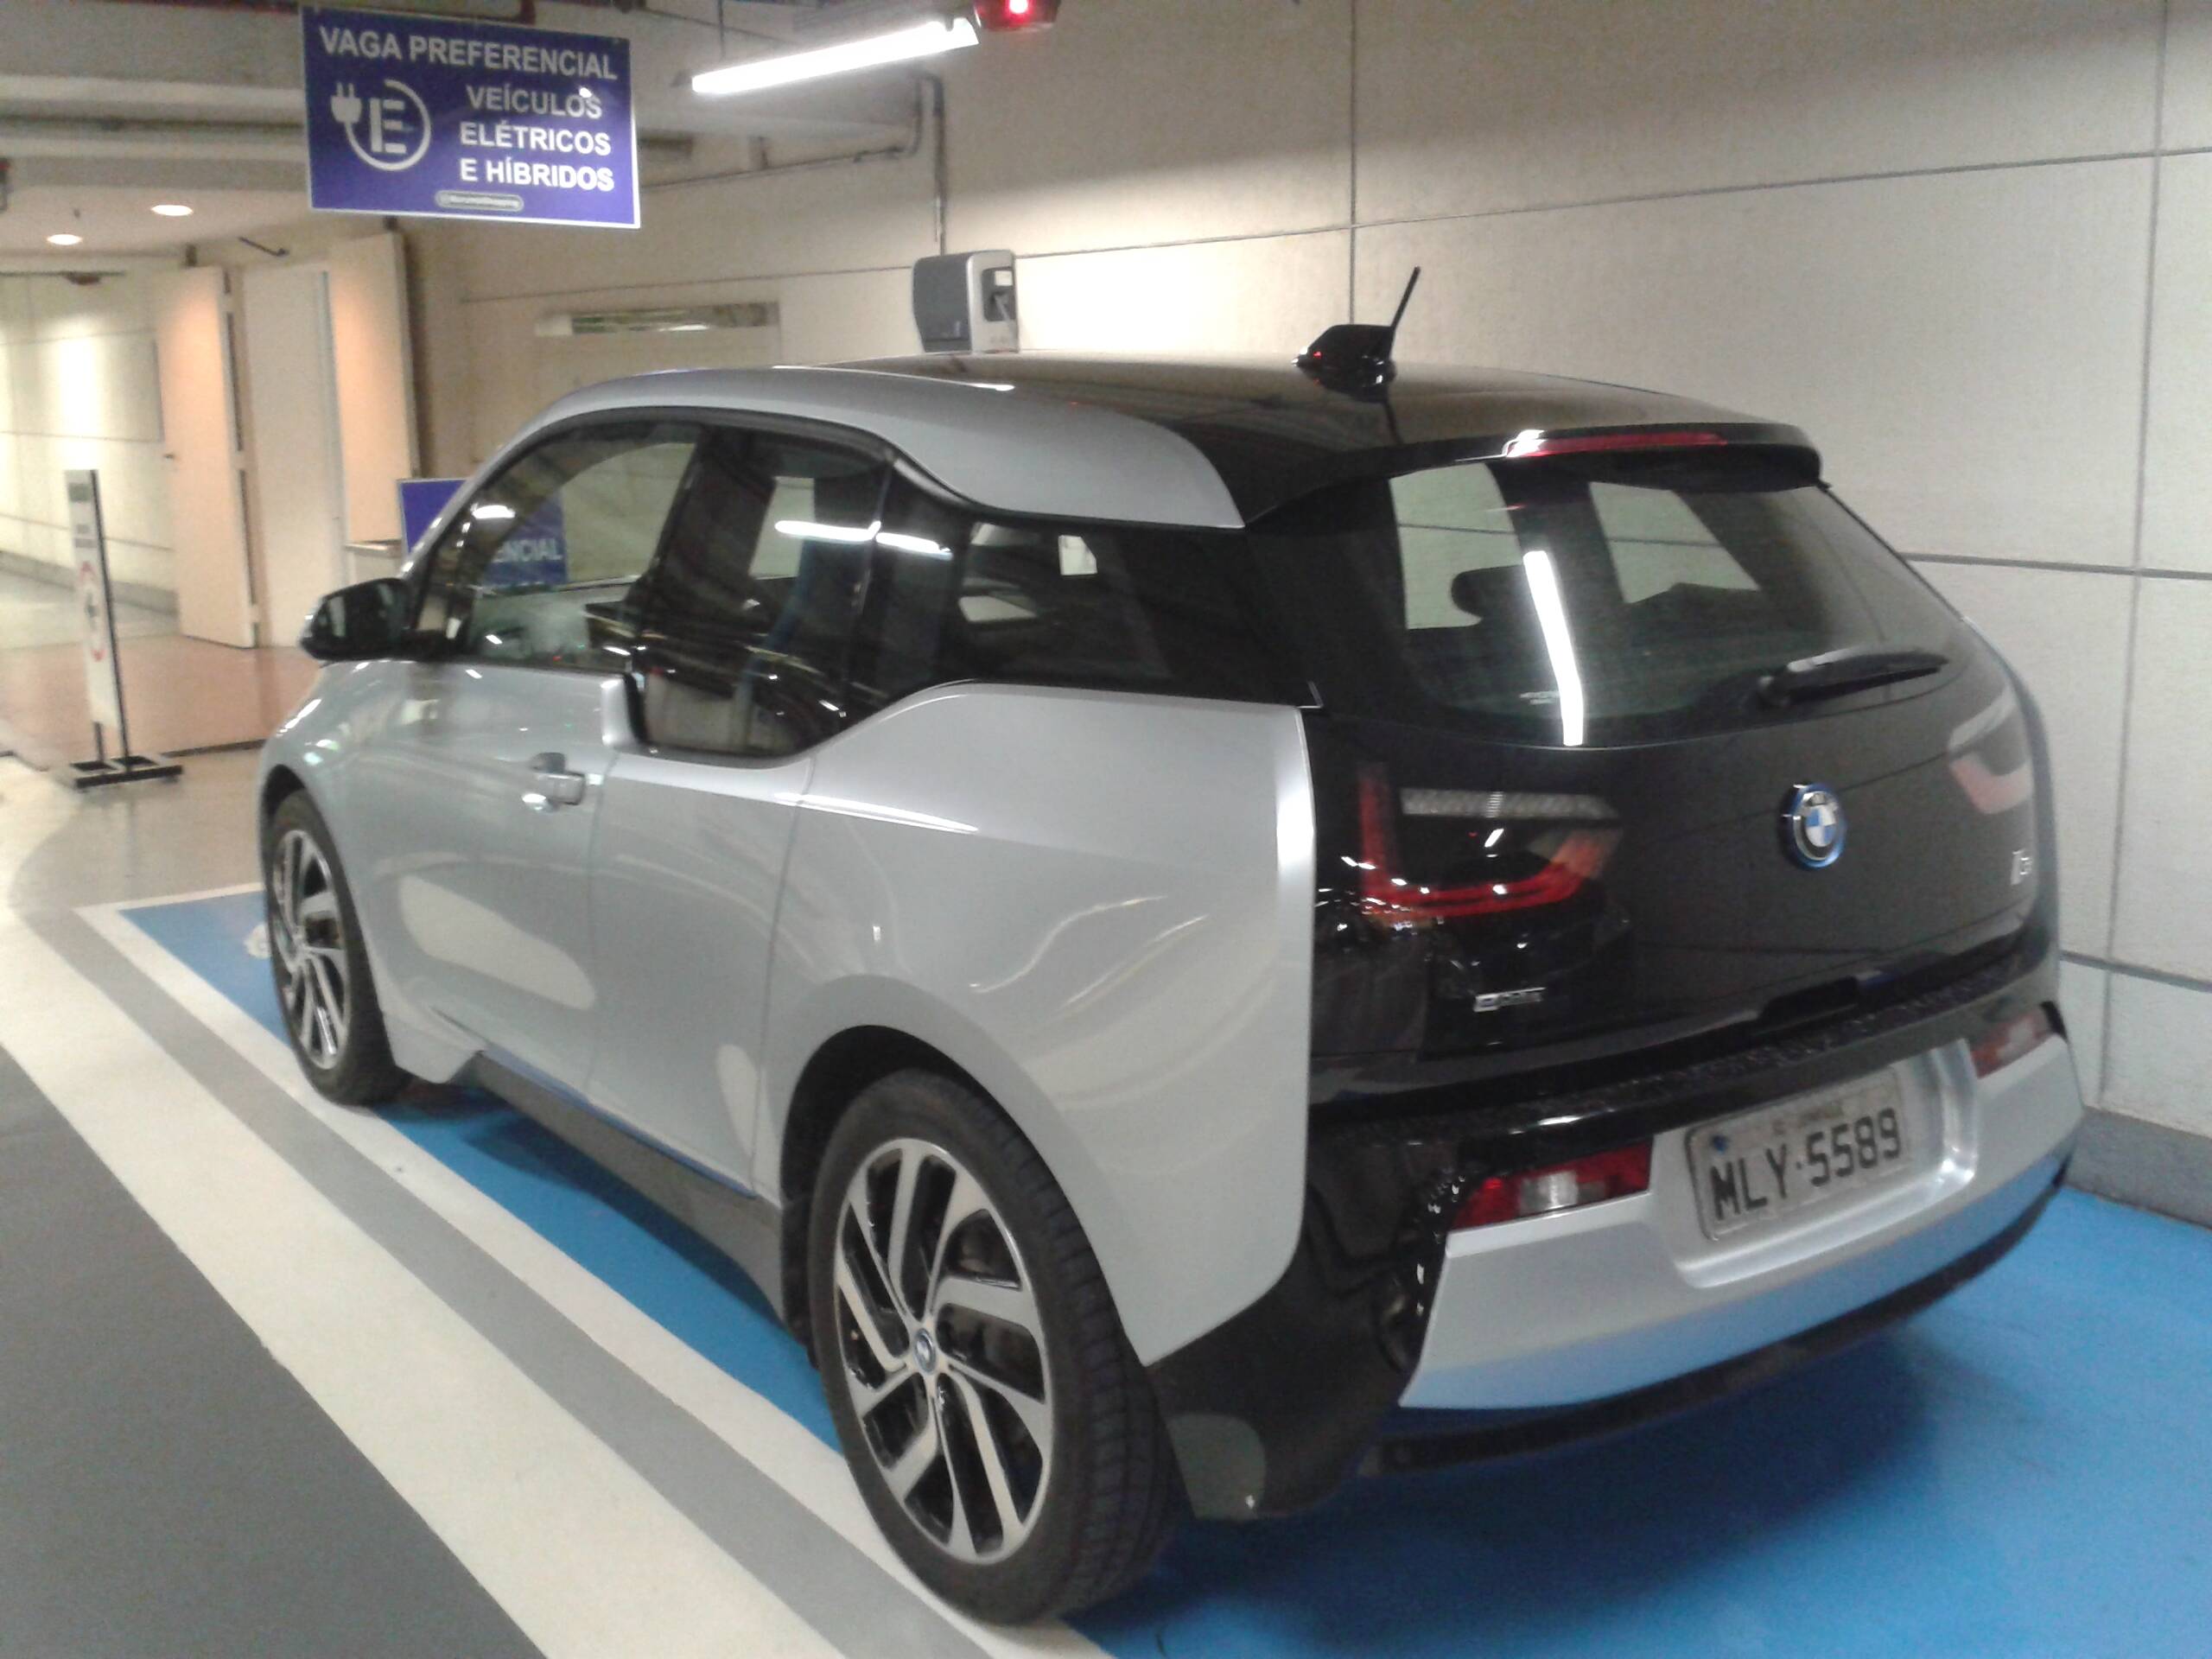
xmin=302 ymin=5 xmax=637 ymax=229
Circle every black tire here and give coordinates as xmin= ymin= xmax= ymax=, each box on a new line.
xmin=808 ymin=1069 xmax=1183 ymax=1623
xmin=262 ymin=791 xmax=408 ymax=1106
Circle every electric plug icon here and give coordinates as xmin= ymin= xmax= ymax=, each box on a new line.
xmin=327 ymin=76 xmax=429 ymax=172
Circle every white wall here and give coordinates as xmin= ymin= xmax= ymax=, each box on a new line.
xmin=413 ymin=0 xmax=2210 ymax=1138
xmin=0 ymin=273 xmax=175 ymax=603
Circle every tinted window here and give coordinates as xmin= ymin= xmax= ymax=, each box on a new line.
xmin=418 ymin=422 xmax=700 ymax=671
xmin=850 ymin=479 xmax=1284 ymax=708
xmin=630 ymin=429 xmax=887 ymax=759
xmin=1254 ymin=451 xmax=1961 ymax=745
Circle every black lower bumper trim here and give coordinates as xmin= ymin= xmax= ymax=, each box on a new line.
xmin=1151 ymin=945 xmax=2063 ymax=1521
xmin=1362 ymin=1161 xmax=2066 ymax=1478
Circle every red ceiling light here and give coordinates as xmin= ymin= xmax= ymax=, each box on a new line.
xmin=976 ymin=0 xmax=1060 ymax=29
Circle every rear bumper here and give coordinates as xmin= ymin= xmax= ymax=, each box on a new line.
xmin=1404 ymin=1035 xmax=2079 ymax=1409
xmin=1364 ymin=1154 xmax=2064 ymax=1476
xmin=1147 ymin=941 xmax=2077 ymax=1519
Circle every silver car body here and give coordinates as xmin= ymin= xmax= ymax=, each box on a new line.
xmin=261 ymin=361 xmax=2082 ymax=1472
xmin=266 ymin=368 xmax=1317 ymax=1364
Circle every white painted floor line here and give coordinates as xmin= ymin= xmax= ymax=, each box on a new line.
xmin=106 ymin=880 xmax=263 ymax=906
xmin=2 ymin=913 xmax=838 ymax=1659
xmin=81 ymin=898 xmax=1101 ymax=1659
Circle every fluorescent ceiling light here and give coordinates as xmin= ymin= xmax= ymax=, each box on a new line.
xmin=46 ymin=232 xmax=82 ymax=246
xmin=150 ymin=203 xmax=194 ymax=218
xmin=691 ymin=16 xmax=978 ymax=98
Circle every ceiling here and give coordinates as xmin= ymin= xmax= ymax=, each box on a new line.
xmin=0 ymin=0 xmax=923 ymax=265
xmin=3 ymin=186 xmax=313 ymax=261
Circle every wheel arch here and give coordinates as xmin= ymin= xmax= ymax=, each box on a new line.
xmin=259 ymin=762 xmax=309 ymax=834
xmin=775 ymin=1023 xmax=986 ymax=1335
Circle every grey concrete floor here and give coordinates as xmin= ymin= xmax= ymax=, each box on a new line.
xmin=0 ymin=753 xmax=1005 ymax=1659
xmin=0 ymin=752 xmax=540 ymax=1656
xmin=0 ymin=1042 xmax=539 ymax=1659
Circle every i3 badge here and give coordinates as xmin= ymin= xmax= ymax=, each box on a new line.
xmin=1783 ymin=783 xmax=1846 ymax=869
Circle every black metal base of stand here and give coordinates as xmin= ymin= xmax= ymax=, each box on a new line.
xmin=68 ymin=753 xmax=183 ymax=790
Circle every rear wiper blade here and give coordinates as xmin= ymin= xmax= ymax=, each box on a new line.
xmin=1758 ymin=645 xmax=1948 ymax=706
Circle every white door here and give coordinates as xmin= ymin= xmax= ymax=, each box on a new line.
xmin=242 ymin=264 xmax=346 ymax=645
xmin=150 ymin=268 xmax=254 ymax=646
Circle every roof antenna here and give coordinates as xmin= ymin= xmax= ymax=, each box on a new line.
xmin=1383 ymin=265 xmax=1422 ymax=352
xmin=1296 ymin=265 xmax=1421 ymax=399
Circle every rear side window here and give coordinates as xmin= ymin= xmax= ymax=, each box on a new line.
xmin=628 ymin=429 xmax=887 ymax=759
xmin=1254 ymin=450 xmax=1961 ymax=746
xmin=849 ymin=480 xmax=1286 ymax=709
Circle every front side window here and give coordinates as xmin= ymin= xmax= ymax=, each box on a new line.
xmin=629 ymin=429 xmax=887 ymax=759
xmin=849 ymin=479 xmax=1284 ymax=709
xmin=1254 ymin=449 xmax=1963 ymax=746
xmin=418 ymin=421 xmax=701 ymax=671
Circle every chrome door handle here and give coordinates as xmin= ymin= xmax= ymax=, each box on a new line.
xmin=525 ymin=753 xmax=588 ymax=810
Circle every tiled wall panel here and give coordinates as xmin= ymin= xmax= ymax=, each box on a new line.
xmin=1355 ymin=162 xmax=2152 ymax=568
xmin=2113 ymin=581 xmax=2212 ymax=982
xmin=1357 ymin=0 xmax=2160 ymax=221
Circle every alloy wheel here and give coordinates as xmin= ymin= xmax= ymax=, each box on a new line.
xmin=270 ymin=827 xmax=351 ymax=1069
xmin=832 ymin=1137 xmax=1054 ymax=1565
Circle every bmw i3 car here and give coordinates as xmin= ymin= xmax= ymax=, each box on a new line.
xmin=261 ymin=347 xmax=2083 ymax=1622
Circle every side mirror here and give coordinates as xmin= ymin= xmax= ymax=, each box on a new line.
xmin=301 ymin=577 xmax=412 ymax=661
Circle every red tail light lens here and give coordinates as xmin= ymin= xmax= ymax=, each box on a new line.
xmin=1355 ymin=765 xmax=1617 ymax=927
xmin=1456 ymin=1143 xmax=1654 ymax=1230
xmin=1971 ymin=1007 xmax=2054 ymax=1077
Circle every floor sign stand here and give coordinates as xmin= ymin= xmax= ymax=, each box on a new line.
xmin=66 ymin=470 xmax=182 ymax=790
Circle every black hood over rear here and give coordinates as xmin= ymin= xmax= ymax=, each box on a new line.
xmin=1243 ymin=440 xmax=2056 ymax=1113
xmin=1302 ymin=642 xmax=2053 ymax=1102
xmin=861 ymin=352 xmax=2053 ymax=1121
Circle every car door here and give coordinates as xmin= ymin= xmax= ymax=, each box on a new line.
xmin=347 ymin=419 xmax=702 ymax=1090
xmin=586 ymin=423 xmax=887 ymax=1181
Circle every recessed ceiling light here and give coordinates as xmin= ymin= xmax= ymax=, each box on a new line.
xmin=46 ymin=232 xmax=83 ymax=247
xmin=150 ymin=203 xmax=194 ymax=218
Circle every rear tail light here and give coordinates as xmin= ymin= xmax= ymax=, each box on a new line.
xmin=1455 ymin=1143 xmax=1653 ymax=1229
xmin=1355 ymin=765 xmax=1618 ymax=927
xmin=1971 ymin=1007 xmax=2055 ymax=1077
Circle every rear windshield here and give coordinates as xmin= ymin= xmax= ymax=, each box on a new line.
xmin=1250 ymin=449 xmax=1961 ymax=745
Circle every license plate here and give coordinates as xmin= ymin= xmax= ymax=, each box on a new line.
xmin=1689 ymin=1071 xmax=1921 ymax=1240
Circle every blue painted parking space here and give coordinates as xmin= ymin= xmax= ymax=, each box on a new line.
xmin=127 ymin=889 xmax=2212 ymax=1658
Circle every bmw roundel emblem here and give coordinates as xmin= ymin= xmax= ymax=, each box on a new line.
xmin=1783 ymin=784 xmax=1847 ymax=869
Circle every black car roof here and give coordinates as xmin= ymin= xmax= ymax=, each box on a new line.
xmin=845 ymin=353 xmax=1815 ymax=523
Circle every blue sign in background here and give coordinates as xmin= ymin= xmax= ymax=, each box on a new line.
xmin=486 ymin=496 xmax=568 ymax=590
xmin=397 ymin=476 xmax=463 ymax=552
xmin=396 ymin=476 xmax=567 ymax=588
xmin=302 ymin=4 xmax=636 ymax=228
